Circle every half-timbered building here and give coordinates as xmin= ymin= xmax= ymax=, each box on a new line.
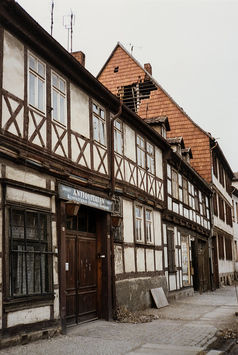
xmin=97 ymin=42 xmax=234 ymax=289
xmin=0 ymin=0 xmax=176 ymax=343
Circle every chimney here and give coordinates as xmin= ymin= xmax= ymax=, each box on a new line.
xmin=72 ymin=51 xmax=85 ymax=67
xmin=144 ymin=63 xmax=152 ymax=76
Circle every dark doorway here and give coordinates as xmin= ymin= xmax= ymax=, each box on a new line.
xmin=212 ymin=236 xmax=219 ymax=289
xmin=65 ymin=205 xmax=101 ymax=325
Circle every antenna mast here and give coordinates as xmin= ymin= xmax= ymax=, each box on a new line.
xmin=63 ymin=11 xmax=75 ymax=52
xmin=51 ymin=0 xmax=54 ymax=36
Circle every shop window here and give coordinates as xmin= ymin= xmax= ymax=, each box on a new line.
xmin=167 ymin=229 xmax=175 ymax=272
xmin=66 ymin=204 xmax=96 ymax=233
xmin=52 ymin=72 xmax=66 ymax=125
xmin=93 ymin=103 xmax=106 ymax=146
xmin=9 ymin=207 xmax=53 ymax=297
xmin=28 ymin=53 xmax=46 ymax=113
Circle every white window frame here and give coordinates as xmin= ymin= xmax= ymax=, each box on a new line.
xmin=147 ymin=142 xmax=154 ymax=174
xmin=51 ymin=71 xmax=66 ymax=126
xmin=93 ymin=102 xmax=106 ymax=146
xmin=145 ymin=208 xmax=153 ymax=243
xmin=135 ymin=205 xmax=144 ymax=242
xmin=114 ymin=118 xmax=123 ymax=155
xmin=28 ymin=52 xmax=46 ymax=113
xmin=172 ymin=169 xmax=179 ymax=200
xmin=137 ymin=135 xmax=145 ymax=169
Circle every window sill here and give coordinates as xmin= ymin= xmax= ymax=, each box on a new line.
xmin=3 ymin=293 xmax=54 ymax=313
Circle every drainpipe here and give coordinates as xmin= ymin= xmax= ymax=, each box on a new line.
xmin=110 ymin=100 xmax=123 ymax=197
xmin=110 ymin=100 xmax=123 ymax=317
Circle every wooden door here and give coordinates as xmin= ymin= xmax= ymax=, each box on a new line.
xmin=212 ymin=236 xmax=219 ymax=289
xmin=65 ymin=205 xmax=99 ymax=325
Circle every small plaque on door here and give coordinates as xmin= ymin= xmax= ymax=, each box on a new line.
xmin=65 ymin=262 xmax=69 ymax=271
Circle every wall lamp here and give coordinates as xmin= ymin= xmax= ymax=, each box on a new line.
xmin=111 ymin=213 xmax=123 ymax=227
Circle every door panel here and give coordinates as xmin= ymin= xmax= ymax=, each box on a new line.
xmin=77 ymin=237 xmax=97 ymax=322
xmin=66 ymin=236 xmax=76 ymax=325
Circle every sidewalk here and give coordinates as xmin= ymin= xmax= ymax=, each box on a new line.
xmin=1 ymin=285 xmax=238 ymax=354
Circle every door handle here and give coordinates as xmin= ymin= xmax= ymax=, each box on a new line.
xmin=98 ymin=253 xmax=105 ymax=259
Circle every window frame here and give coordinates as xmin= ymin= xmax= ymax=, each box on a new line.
xmin=28 ymin=52 xmax=46 ymax=113
xmin=135 ymin=204 xmax=144 ymax=243
xmin=51 ymin=71 xmax=66 ymax=126
xmin=172 ymin=169 xmax=179 ymax=200
xmin=93 ymin=102 xmax=106 ymax=146
xmin=8 ymin=205 xmax=53 ymax=299
xmin=114 ymin=118 xmax=123 ymax=155
xmin=167 ymin=229 xmax=176 ymax=273
xmin=136 ymin=135 xmax=146 ymax=169
xmin=145 ymin=208 xmax=153 ymax=244
xmin=146 ymin=142 xmax=155 ymax=175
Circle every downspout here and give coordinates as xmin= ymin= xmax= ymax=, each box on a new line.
xmin=110 ymin=100 xmax=123 ymax=317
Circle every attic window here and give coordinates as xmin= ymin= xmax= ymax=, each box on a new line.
xmin=114 ymin=67 xmax=119 ymax=73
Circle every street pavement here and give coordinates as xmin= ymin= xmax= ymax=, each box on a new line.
xmin=1 ymin=285 xmax=238 ymax=354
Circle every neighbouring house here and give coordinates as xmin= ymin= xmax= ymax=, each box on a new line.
xmin=97 ymin=42 xmax=234 ymax=289
xmin=232 ymin=173 xmax=238 ymax=278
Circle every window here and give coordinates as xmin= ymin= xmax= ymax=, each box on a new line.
xmin=182 ymin=178 xmax=188 ymax=205
xmin=219 ymin=162 xmax=224 ymax=187
xmin=93 ymin=103 xmax=106 ymax=145
xmin=114 ymin=119 xmax=122 ymax=155
xmin=225 ymin=173 xmax=231 ymax=196
xmin=137 ymin=135 xmax=145 ymax=169
xmin=218 ymin=235 xmax=224 ymax=260
xmin=225 ymin=238 xmax=232 ymax=260
xmin=212 ymin=152 xmax=218 ymax=178
xmin=213 ymin=192 xmax=218 ymax=216
xmin=135 ymin=205 xmax=143 ymax=242
xmin=28 ymin=53 xmax=45 ymax=112
xmin=225 ymin=203 xmax=232 ymax=226
xmin=52 ymin=72 xmax=66 ymax=125
xmin=194 ymin=188 xmax=199 ymax=212
xmin=172 ymin=170 xmax=178 ymax=199
xmin=145 ymin=209 xmax=153 ymax=243
xmin=167 ymin=229 xmax=175 ymax=272
xmin=201 ymin=194 xmax=206 ymax=216
xmin=146 ymin=143 xmax=154 ymax=174
xmin=9 ymin=207 xmax=52 ymax=297
xmin=218 ymin=196 xmax=225 ymax=221
xmin=232 ymin=200 xmax=235 ymax=222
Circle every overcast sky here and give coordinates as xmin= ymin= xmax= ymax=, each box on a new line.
xmin=17 ymin=0 xmax=238 ymax=173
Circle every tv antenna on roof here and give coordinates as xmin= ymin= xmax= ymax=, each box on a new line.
xmin=129 ymin=43 xmax=142 ymax=56
xmin=63 ymin=10 xmax=75 ymax=52
xmin=51 ymin=0 xmax=54 ymax=36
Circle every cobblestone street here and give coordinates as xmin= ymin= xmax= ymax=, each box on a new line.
xmin=1 ymin=285 xmax=238 ymax=355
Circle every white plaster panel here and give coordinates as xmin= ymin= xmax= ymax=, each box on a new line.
xmin=123 ymin=199 xmax=134 ymax=243
xmin=146 ymin=249 xmax=154 ymax=271
xmin=52 ymin=124 xmax=68 ymax=157
xmin=51 ymin=196 xmax=56 ymax=214
xmin=154 ymin=210 xmax=162 ymax=246
xmin=124 ymin=125 xmax=136 ymax=162
xmin=163 ymin=224 xmax=167 ymax=244
xmin=6 ymin=187 xmax=51 ymax=208
xmin=136 ymin=248 xmax=145 ymax=272
xmin=155 ymin=250 xmax=163 ymax=271
xmin=6 ymin=166 xmax=46 ymax=188
xmin=29 ymin=111 xmax=46 ymax=148
xmin=3 ymin=31 xmax=24 ymax=100
xmin=71 ymin=135 xmax=90 ymax=167
xmin=53 ymin=255 xmax=59 ymax=285
xmin=124 ymin=247 xmax=135 ymax=273
xmin=54 ymin=289 xmax=60 ymax=319
xmin=169 ymin=274 xmax=177 ymax=291
xmin=7 ymin=306 xmax=50 ymax=328
xmin=93 ymin=145 xmax=108 ymax=174
xmin=164 ymin=247 xmax=168 ymax=268
xmin=114 ymin=245 xmax=123 ymax=274
xmin=51 ymin=180 xmax=55 ymax=191
xmin=155 ymin=147 xmax=163 ymax=179
xmin=52 ymin=220 xmax=57 ymax=247
xmin=70 ymin=84 xmax=90 ymax=138
xmin=2 ymin=97 xmax=24 ymax=137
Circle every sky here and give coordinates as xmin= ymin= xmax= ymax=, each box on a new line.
xmin=17 ymin=0 xmax=238 ymax=173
